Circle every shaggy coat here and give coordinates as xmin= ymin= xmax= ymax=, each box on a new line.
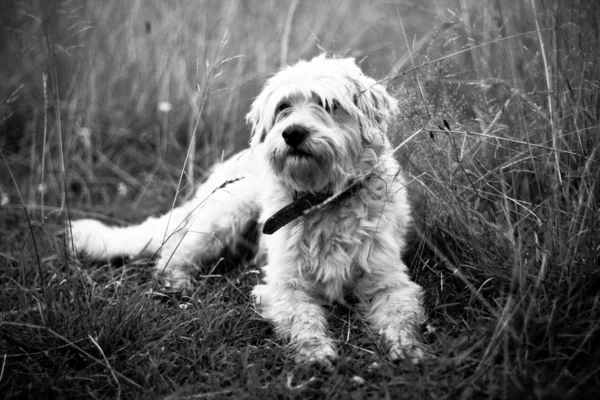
xmin=68 ymin=55 xmax=426 ymax=366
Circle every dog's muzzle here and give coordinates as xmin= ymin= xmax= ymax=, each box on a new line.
xmin=282 ymin=125 xmax=309 ymax=148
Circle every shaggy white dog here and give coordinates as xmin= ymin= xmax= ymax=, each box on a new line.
xmin=68 ymin=55 xmax=426 ymax=367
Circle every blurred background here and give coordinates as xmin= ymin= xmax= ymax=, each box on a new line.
xmin=0 ymin=0 xmax=451 ymax=210
xmin=0 ymin=0 xmax=598 ymax=233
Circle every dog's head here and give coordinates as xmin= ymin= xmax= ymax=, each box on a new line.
xmin=247 ymin=55 xmax=398 ymax=194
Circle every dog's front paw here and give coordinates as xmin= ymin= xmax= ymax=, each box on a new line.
xmin=387 ymin=340 xmax=424 ymax=364
xmin=156 ymin=267 xmax=193 ymax=290
xmin=380 ymin=326 xmax=425 ymax=365
xmin=66 ymin=219 xmax=109 ymax=259
xmin=294 ymin=339 xmax=338 ymax=370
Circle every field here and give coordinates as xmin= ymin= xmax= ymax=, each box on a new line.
xmin=1 ymin=0 xmax=599 ymax=398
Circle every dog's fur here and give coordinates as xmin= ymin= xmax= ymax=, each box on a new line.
xmin=69 ymin=55 xmax=426 ymax=366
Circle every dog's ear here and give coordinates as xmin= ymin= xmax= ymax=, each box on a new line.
xmin=246 ymin=92 xmax=269 ymax=147
xmin=353 ymin=78 xmax=398 ymax=141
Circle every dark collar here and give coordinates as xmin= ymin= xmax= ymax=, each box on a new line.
xmin=262 ymin=180 xmax=363 ymax=235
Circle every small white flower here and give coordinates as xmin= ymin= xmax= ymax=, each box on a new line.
xmin=37 ymin=183 xmax=48 ymax=194
xmin=78 ymin=126 xmax=91 ymax=140
xmin=367 ymin=362 xmax=380 ymax=371
xmin=158 ymin=101 xmax=173 ymax=112
xmin=350 ymin=376 xmax=365 ymax=385
xmin=117 ymin=182 xmax=128 ymax=196
xmin=179 ymin=303 xmax=188 ymax=310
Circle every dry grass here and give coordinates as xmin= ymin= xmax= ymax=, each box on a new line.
xmin=1 ymin=0 xmax=599 ymax=399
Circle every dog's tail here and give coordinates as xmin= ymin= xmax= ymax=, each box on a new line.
xmin=66 ymin=203 xmax=196 ymax=261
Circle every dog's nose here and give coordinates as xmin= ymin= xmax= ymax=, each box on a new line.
xmin=282 ymin=125 xmax=309 ymax=148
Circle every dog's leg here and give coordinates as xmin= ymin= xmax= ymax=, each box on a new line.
xmin=70 ymin=179 xmax=260 ymax=290
xmin=356 ymin=257 xmax=426 ymax=363
xmin=253 ymin=282 xmax=337 ymax=368
xmin=156 ymin=177 xmax=261 ymax=288
xmin=68 ymin=149 xmax=263 ymax=288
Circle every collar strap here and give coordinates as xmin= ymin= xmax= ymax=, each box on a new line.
xmin=263 ymin=181 xmax=362 ymax=235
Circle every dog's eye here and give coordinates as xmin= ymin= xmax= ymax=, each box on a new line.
xmin=276 ymin=102 xmax=291 ymax=114
xmin=329 ymin=100 xmax=339 ymax=113
xmin=316 ymin=98 xmax=338 ymax=113
xmin=324 ymin=100 xmax=339 ymax=113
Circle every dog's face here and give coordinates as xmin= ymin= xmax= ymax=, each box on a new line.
xmin=262 ymin=91 xmax=362 ymax=194
xmin=247 ymin=56 xmax=398 ymax=194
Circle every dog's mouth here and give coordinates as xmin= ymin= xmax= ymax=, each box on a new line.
xmin=285 ymin=148 xmax=312 ymax=158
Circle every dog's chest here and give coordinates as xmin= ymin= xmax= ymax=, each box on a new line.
xmin=294 ymin=194 xmax=383 ymax=303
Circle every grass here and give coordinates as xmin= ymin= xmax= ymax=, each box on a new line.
xmin=1 ymin=0 xmax=600 ymax=398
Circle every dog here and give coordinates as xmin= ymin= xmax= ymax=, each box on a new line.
xmin=68 ymin=55 xmax=426 ymax=367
